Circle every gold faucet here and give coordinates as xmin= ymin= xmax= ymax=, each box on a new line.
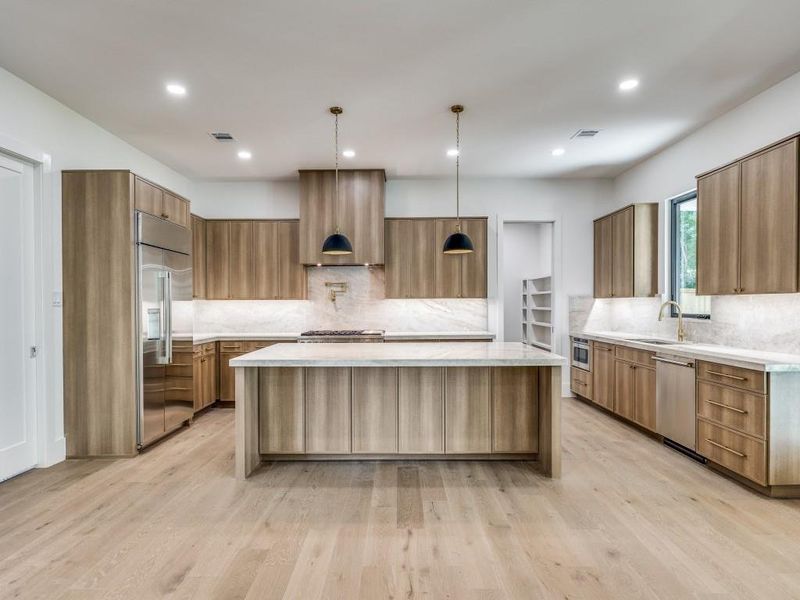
xmin=658 ymin=300 xmax=685 ymax=342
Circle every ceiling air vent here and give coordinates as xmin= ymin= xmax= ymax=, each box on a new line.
xmin=571 ymin=129 xmax=601 ymax=139
xmin=209 ymin=132 xmax=236 ymax=142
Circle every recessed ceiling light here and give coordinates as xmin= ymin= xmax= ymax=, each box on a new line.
xmin=619 ymin=78 xmax=639 ymax=91
xmin=552 ymin=148 xmax=565 ymax=157
xmin=237 ymin=150 xmax=252 ymax=160
xmin=342 ymin=149 xmax=356 ymax=158
xmin=446 ymin=148 xmax=459 ymax=157
xmin=316 ymin=263 xmax=322 ymax=267
xmin=166 ymin=83 xmax=186 ymax=96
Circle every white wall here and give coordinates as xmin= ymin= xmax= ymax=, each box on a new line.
xmin=502 ymin=223 xmax=552 ymax=343
xmin=0 ymin=65 xmax=191 ymax=467
xmin=190 ymin=180 xmax=298 ymax=218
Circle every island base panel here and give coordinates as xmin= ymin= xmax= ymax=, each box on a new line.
xmin=236 ymin=365 xmax=561 ymax=479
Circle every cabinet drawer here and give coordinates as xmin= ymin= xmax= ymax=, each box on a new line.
xmin=219 ymin=341 xmax=244 ymax=353
xmin=614 ymin=345 xmax=655 ymax=367
xmin=243 ymin=341 xmax=276 ymax=352
xmin=570 ymin=367 xmax=593 ymax=400
xmin=593 ymin=341 xmax=614 ymax=353
xmin=697 ymin=420 xmax=767 ymax=485
xmin=697 ymin=381 xmax=766 ymax=439
xmin=697 ymin=361 xmax=765 ymax=394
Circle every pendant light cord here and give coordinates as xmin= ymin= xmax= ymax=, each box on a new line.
xmin=334 ymin=111 xmax=340 ymax=234
xmin=456 ymin=109 xmax=460 ymax=231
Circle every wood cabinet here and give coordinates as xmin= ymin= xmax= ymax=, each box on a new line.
xmin=228 ymin=221 xmax=254 ymax=299
xmin=593 ymin=204 xmax=657 ymax=298
xmin=352 ymin=368 xmax=398 ymax=453
xmin=277 ymin=221 xmax=306 ymax=299
xmin=697 ymin=164 xmax=741 ymax=295
xmin=398 ymin=367 xmax=444 ymax=453
xmin=259 ymin=368 xmax=304 ymax=454
xmin=492 ymin=367 xmax=538 ymax=453
xmin=299 ymin=169 xmax=385 ymax=265
xmin=697 ymin=137 xmax=799 ymax=295
xmin=386 ymin=217 xmax=487 ymax=299
xmin=445 ymin=367 xmax=491 ymax=453
xmin=593 ymin=216 xmax=613 ymax=298
xmin=385 ymin=219 xmax=437 ymax=298
xmin=614 ymin=361 xmax=636 ymax=421
xmin=62 ymin=170 xmax=194 ymax=458
xmin=191 ymin=214 xmax=207 ymax=298
xmin=133 ymin=176 xmax=190 ymax=228
xmin=205 ymin=220 xmax=306 ymax=300
xmin=193 ymin=342 xmax=217 ymax=412
xmin=305 ymin=367 xmax=352 ymax=453
xmin=218 ymin=341 xmax=279 ymax=402
xmin=570 ymin=366 xmax=593 ymax=401
xmin=206 ymin=220 xmax=230 ymax=299
xmin=613 ymin=355 xmax=655 ymax=431
xmin=592 ymin=342 xmax=615 ymax=411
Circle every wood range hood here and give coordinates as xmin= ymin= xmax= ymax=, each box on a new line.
xmin=298 ymin=169 xmax=386 ymax=266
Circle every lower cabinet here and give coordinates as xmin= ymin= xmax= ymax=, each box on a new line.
xmin=398 ymin=367 xmax=444 ymax=453
xmin=192 ymin=342 xmax=217 ymax=412
xmin=492 ymin=367 xmax=538 ymax=453
xmin=218 ymin=340 xmax=278 ymax=402
xmin=352 ymin=368 xmax=397 ymax=453
xmin=258 ymin=367 xmax=304 ymax=454
xmin=305 ymin=367 xmax=352 ymax=453
xmin=445 ymin=367 xmax=491 ymax=453
xmin=592 ymin=342 xmax=615 ymax=411
xmin=613 ymin=359 xmax=656 ymax=431
xmin=257 ymin=366 xmax=542 ymax=456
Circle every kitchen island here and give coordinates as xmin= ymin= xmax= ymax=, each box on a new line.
xmin=231 ymin=342 xmax=565 ymax=479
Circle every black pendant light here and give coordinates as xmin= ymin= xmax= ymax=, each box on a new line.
xmin=443 ymin=104 xmax=474 ymax=254
xmin=321 ymin=106 xmax=353 ymax=256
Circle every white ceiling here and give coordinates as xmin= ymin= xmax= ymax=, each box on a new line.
xmin=2 ymin=0 xmax=800 ymax=180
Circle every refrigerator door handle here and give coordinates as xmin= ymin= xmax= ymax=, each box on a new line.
xmin=165 ymin=271 xmax=173 ymax=364
xmin=157 ymin=271 xmax=169 ymax=364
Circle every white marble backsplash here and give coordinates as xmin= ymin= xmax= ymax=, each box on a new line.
xmin=570 ymin=293 xmax=800 ymax=354
xmin=195 ymin=266 xmax=488 ymax=334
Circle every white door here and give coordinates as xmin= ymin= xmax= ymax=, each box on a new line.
xmin=0 ymin=154 xmax=37 ymax=482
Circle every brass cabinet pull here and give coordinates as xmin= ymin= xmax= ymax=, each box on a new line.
xmin=706 ymin=370 xmax=747 ymax=381
xmin=705 ymin=438 xmax=746 ymax=458
xmin=596 ymin=347 xmax=612 ymax=352
xmin=170 ymin=363 xmax=192 ymax=367
xmin=165 ymin=387 xmax=192 ymax=391
xmin=705 ymin=400 xmax=748 ymax=414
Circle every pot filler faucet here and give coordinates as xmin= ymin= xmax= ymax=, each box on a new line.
xmin=658 ymin=300 xmax=686 ymax=342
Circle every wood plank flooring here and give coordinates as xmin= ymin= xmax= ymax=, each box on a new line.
xmin=2 ymin=399 xmax=800 ymax=599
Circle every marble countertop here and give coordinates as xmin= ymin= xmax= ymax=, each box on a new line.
xmin=190 ymin=331 xmax=495 ymax=344
xmin=573 ymin=330 xmax=800 ymax=372
xmin=230 ymin=341 xmax=565 ymax=368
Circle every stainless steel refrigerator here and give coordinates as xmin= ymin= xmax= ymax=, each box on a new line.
xmin=136 ymin=212 xmax=193 ymax=448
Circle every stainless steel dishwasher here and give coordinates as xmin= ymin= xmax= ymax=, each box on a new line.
xmin=655 ymin=353 xmax=697 ymax=452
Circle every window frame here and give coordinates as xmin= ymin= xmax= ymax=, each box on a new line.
xmin=670 ymin=190 xmax=710 ymax=319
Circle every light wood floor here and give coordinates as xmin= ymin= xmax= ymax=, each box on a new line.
xmin=2 ymin=399 xmax=800 ymax=599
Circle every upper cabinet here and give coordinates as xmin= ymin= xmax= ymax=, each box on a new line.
xmin=697 ymin=137 xmax=799 ymax=295
xmin=385 ymin=217 xmax=487 ymax=299
xmin=205 ymin=219 xmax=306 ymax=300
xmin=593 ymin=204 xmax=658 ymax=298
xmin=191 ymin=214 xmax=207 ymax=299
xmin=299 ymin=169 xmax=385 ymax=265
xmin=134 ymin=176 xmax=190 ymax=228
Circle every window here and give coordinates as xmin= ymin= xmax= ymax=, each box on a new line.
xmin=671 ymin=192 xmax=710 ymax=319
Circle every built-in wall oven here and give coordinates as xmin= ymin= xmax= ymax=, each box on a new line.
xmin=571 ymin=337 xmax=591 ymax=371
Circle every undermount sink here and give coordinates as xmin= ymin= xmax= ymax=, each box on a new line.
xmin=625 ymin=338 xmax=689 ymax=345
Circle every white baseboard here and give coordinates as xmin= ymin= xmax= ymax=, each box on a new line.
xmin=39 ymin=436 xmax=66 ymax=468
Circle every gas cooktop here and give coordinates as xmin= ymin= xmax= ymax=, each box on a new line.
xmin=300 ymin=329 xmax=384 ymax=337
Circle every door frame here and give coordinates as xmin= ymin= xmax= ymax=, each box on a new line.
xmin=0 ymin=132 xmax=62 ymax=470
xmin=496 ymin=217 xmax=565 ymax=394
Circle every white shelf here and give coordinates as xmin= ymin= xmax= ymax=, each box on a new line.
xmin=521 ymin=275 xmax=554 ymax=350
